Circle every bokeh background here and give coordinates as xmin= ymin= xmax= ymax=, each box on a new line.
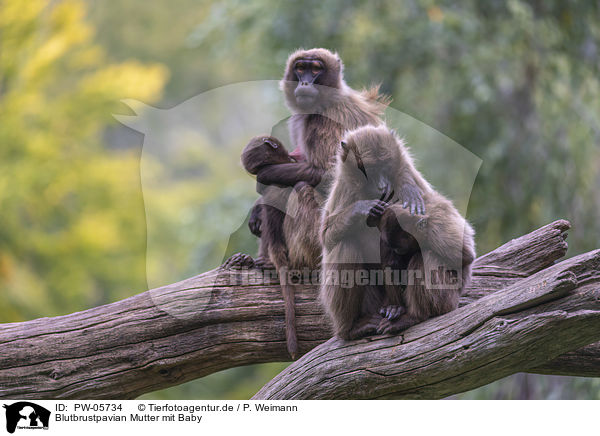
xmin=2 ymin=0 xmax=600 ymax=399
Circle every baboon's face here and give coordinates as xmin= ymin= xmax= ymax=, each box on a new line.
xmin=283 ymin=49 xmax=342 ymax=111
xmin=242 ymin=136 xmax=295 ymax=174
xmin=362 ymin=165 xmax=393 ymax=200
xmin=341 ymin=126 xmax=404 ymax=202
xmin=253 ymin=137 xmax=295 ymax=165
xmin=292 ymin=57 xmax=325 ymax=109
xmin=340 ymin=140 xmax=394 ymax=200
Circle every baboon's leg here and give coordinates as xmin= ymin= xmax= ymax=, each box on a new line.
xmin=378 ymin=251 xmax=460 ymax=334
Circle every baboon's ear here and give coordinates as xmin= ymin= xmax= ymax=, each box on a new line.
xmin=263 ymin=138 xmax=278 ymax=149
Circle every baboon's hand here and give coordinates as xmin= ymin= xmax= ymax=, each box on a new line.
xmin=367 ymin=188 xmax=395 ymax=227
xmin=248 ymin=210 xmax=262 ymax=237
xmin=366 ymin=200 xmax=389 ymax=227
xmin=400 ymin=182 xmax=425 ymax=216
xmin=307 ymin=168 xmax=323 ymax=187
xmin=361 ymin=189 xmax=394 ymax=227
xmin=351 ymin=199 xmax=387 ymax=227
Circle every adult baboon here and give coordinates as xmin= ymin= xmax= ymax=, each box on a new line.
xmin=320 ymin=125 xmax=475 ymax=339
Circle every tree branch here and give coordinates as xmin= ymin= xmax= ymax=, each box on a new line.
xmin=1 ymin=219 xmax=596 ymax=400
xmin=253 ymin=250 xmax=600 ymax=399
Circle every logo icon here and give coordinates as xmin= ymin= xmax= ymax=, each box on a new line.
xmin=3 ymin=402 xmax=50 ymax=434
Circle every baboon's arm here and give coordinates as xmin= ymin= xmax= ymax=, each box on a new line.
xmin=256 ymin=162 xmax=323 ymax=188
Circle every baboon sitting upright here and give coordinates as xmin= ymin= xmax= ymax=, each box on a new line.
xmin=320 ymin=125 xmax=475 ymax=339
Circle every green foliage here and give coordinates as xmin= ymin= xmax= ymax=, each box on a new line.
xmin=0 ymin=0 xmax=167 ymax=319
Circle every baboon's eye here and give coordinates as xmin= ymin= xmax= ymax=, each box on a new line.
xmin=311 ymin=62 xmax=323 ymax=74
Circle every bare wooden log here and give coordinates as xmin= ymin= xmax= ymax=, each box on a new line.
xmin=462 ymin=219 xmax=570 ymax=304
xmin=0 ymin=220 xmax=591 ymax=400
xmin=253 ymin=250 xmax=600 ymax=399
xmin=533 ymin=343 xmax=600 ymax=377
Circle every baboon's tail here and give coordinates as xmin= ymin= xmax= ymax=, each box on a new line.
xmin=278 ymin=268 xmax=298 ymax=360
xmin=270 ymin=242 xmax=298 ymax=360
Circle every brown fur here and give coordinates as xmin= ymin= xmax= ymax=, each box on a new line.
xmin=232 ymin=49 xmax=391 ymax=357
xmin=278 ymin=48 xmax=389 ymax=270
xmin=242 ymin=136 xmax=295 ymax=174
xmin=242 ymin=135 xmax=295 ymax=265
xmin=241 ymin=135 xmax=299 ymax=358
xmin=320 ymin=124 xmax=476 ymax=339
xmin=278 ymin=49 xmax=388 ymax=354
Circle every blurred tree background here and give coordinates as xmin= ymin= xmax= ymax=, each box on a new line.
xmin=1 ymin=0 xmax=599 ymax=399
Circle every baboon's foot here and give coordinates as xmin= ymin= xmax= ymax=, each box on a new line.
xmin=379 ymin=305 xmax=406 ymax=321
xmin=253 ymin=256 xmax=276 ymax=271
xmin=377 ymin=314 xmax=419 ymax=335
xmin=222 ymin=253 xmax=255 ymax=269
xmin=347 ymin=314 xmax=384 ymax=340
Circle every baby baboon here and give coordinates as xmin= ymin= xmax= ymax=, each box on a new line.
xmin=242 ymin=135 xmax=296 ymax=267
xmin=320 ymin=125 xmax=475 ymax=339
xmin=241 ymin=135 xmax=300 ymax=358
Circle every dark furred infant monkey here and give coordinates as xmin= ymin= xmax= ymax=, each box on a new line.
xmin=242 ymin=135 xmax=296 ymax=269
xmin=320 ymin=125 xmax=476 ymax=339
xmin=240 ymin=135 xmax=300 ymax=358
